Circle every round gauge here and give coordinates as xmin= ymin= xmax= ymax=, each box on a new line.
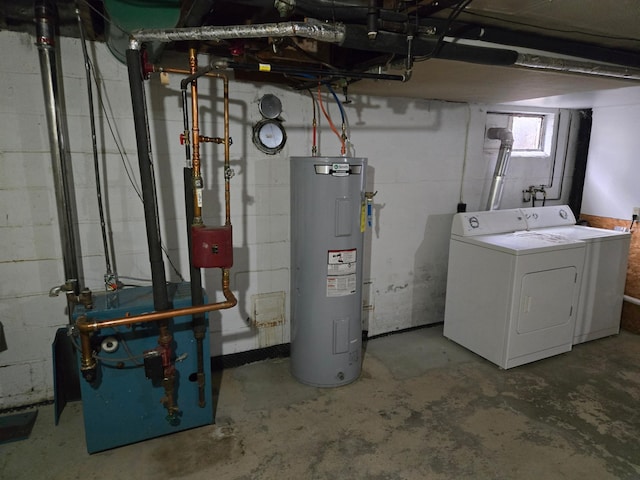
xmin=252 ymin=119 xmax=287 ymax=155
xmin=258 ymin=94 xmax=282 ymax=119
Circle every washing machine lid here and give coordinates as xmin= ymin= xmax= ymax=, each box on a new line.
xmin=536 ymin=225 xmax=631 ymax=240
xmin=456 ymin=230 xmax=586 ymax=255
xmin=521 ymin=205 xmax=576 ymax=228
xmin=451 ymin=208 xmax=527 ymax=236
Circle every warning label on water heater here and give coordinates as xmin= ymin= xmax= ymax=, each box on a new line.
xmin=326 ymin=249 xmax=357 ymax=297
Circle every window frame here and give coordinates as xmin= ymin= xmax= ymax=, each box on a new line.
xmin=487 ymin=109 xmax=556 ymax=158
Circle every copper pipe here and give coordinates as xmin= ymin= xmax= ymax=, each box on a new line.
xmin=79 ymin=325 xmax=96 ymax=380
xmin=189 ymin=48 xmax=203 ymax=225
xmin=157 ymin=320 xmax=178 ymax=419
xmin=155 ymin=65 xmax=233 ymax=409
xmin=76 ymin=269 xmax=236 ymax=333
xmin=158 ymin=67 xmax=231 ymax=224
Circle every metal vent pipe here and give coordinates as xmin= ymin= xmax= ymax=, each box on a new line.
xmin=36 ymin=0 xmax=81 ymax=308
xmin=485 ymin=127 xmax=514 ymax=211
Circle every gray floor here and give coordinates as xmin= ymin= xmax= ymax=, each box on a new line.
xmin=2 ymin=324 xmax=640 ymax=479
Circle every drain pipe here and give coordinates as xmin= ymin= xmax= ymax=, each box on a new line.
xmin=36 ymin=0 xmax=82 ymax=315
xmin=486 ymin=127 xmax=514 ymax=211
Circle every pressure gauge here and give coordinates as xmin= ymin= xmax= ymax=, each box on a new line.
xmin=258 ymin=93 xmax=282 ymax=119
xmin=252 ymin=118 xmax=287 ymax=155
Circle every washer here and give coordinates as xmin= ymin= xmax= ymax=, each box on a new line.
xmin=443 ymin=208 xmax=586 ymax=369
xmin=521 ymin=205 xmax=630 ymax=344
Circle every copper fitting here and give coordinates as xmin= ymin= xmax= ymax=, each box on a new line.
xmin=76 ymin=315 xmax=97 ymax=382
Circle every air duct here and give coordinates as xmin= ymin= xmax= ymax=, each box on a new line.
xmin=130 ymin=20 xmax=346 ymax=44
xmin=485 ymin=127 xmax=514 ymax=211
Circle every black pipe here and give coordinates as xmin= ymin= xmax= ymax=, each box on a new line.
xmin=457 ymin=25 xmax=640 ymax=69
xmin=341 ymin=25 xmax=519 ymax=65
xmin=77 ymin=9 xmax=113 ymax=278
xmin=184 ymin=167 xmax=206 ymax=407
xmin=125 ymin=48 xmax=170 ymax=311
xmin=367 ymin=0 xmax=379 ymax=39
xmin=180 ymin=66 xmax=215 ymax=90
xmin=224 ymin=60 xmax=406 ymax=81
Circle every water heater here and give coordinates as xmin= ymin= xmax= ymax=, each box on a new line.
xmin=290 ymin=156 xmax=367 ymax=387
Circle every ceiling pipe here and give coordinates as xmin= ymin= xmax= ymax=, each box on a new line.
xmin=213 ymin=58 xmax=407 ymax=82
xmin=129 ymin=19 xmax=640 ymax=82
xmin=130 ymin=20 xmax=345 ymax=44
xmin=485 ymin=127 xmax=514 ymax=212
xmin=515 ymin=53 xmax=640 ymax=82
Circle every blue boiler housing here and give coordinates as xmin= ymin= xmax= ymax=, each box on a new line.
xmin=72 ymin=282 xmax=213 ymax=453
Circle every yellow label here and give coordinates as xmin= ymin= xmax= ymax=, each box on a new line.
xmin=360 ymin=202 xmax=366 ymax=233
xmin=259 ymin=63 xmax=271 ymax=72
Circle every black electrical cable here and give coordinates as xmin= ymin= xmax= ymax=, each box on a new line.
xmin=86 ymin=47 xmax=184 ymax=282
xmin=76 ymin=7 xmax=113 ymax=278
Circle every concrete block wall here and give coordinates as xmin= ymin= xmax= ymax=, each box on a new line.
xmin=0 ymin=30 xmax=571 ymax=408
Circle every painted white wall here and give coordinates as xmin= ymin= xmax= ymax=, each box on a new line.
xmin=0 ymin=30 xmax=576 ymax=408
xmin=581 ymin=92 xmax=640 ymax=220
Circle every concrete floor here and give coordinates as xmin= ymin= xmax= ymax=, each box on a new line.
xmin=2 ymin=324 xmax=640 ymax=479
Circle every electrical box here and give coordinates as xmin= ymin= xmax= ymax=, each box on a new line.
xmin=192 ymin=225 xmax=233 ymax=268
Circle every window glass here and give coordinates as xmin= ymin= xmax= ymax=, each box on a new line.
xmin=511 ymin=115 xmax=544 ymax=151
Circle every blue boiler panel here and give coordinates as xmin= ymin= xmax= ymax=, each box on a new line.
xmin=73 ymin=282 xmax=213 ymax=453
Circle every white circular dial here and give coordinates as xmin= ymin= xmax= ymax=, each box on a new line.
xmin=253 ymin=119 xmax=286 ymax=155
xmin=259 ymin=121 xmax=283 ymax=148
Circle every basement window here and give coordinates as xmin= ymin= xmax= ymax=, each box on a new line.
xmin=488 ymin=111 xmax=554 ymax=156
xmin=510 ymin=115 xmax=545 ymax=151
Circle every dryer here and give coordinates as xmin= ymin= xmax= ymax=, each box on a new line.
xmin=521 ymin=205 xmax=630 ymax=344
xmin=443 ymin=208 xmax=586 ymax=369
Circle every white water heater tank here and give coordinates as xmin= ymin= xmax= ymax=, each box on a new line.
xmin=290 ymin=156 xmax=367 ymax=387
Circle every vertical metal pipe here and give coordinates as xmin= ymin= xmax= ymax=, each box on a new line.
xmin=125 ymin=45 xmax=170 ymax=311
xmin=189 ymin=48 xmax=204 ymax=226
xmin=35 ymin=0 xmax=81 ymax=303
xmin=485 ymin=128 xmax=514 ymax=211
xmin=222 ymin=75 xmax=231 ymax=226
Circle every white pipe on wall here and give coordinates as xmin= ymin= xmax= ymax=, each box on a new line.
xmin=623 ymin=295 xmax=640 ymax=306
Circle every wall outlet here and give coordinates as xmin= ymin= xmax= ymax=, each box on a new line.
xmin=634 ymin=207 xmax=640 ymax=217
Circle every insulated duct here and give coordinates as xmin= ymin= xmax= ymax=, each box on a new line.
xmin=515 ymin=53 xmax=640 ymax=82
xmin=130 ymin=18 xmax=640 ymax=83
xmin=130 ymin=20 xmax=519 ymax=67
xmin=131 ymin=20 xmax=345 ymax=44
xmin=485 ymin=127 xmax=514 ymax=211
xmin=36 ymin=0 xmax=81 ymax=309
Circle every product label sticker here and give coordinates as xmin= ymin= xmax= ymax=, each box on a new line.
xmin=326 ymin=274 xmax=357 ymax=297
xmin=328 ymin=262 xmax=356 ymax=276
xmin=328 ymin=249 xmax=357 ymax=265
